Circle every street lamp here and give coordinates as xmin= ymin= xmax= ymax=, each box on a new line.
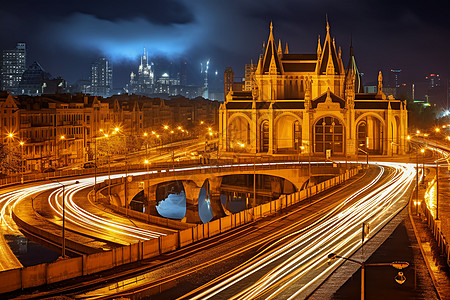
xmin=358 ymin=147 xmax=369 ymax=169
xmin=328 ymin=253 xmax=409 ymax=300
xmin=104 ymin=133 xmax=111 ymax=199
xmin=59 ymin=135 xmax=65 ymax=168
xmin=51 ymin=180 xmax=79 ymax=258
xmin=420 ymin=148 xmax=425 ymax=183
xmin=19 ymin=141 xmax=24 ymax=184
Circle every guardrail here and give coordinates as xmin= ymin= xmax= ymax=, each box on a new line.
xmin=421 ymin=194 xmax=450 ymax=268
xmin=0 ymin=167 xmax=360 ymax=294
xmin=0 ymin=157 xmax=355 ymax=187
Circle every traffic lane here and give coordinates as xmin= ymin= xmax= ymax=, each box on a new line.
xmin=176 ymin=164 xmax=414 ymax=299
xmin=71 ymin=167 xmax=385 ymax=299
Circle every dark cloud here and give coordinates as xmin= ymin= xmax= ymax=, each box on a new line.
xmin=0 ymin=0 xmax=448 ymax=88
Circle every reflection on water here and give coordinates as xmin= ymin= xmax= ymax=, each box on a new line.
xmin=156 ymin=191 xmax=186 ymax=219
xmin=4 ymin=234 xmax=60 ymax=266
xmin=156 ymin=181 xmax=186 ymax=219
xmin=198 ymin=181 xmax=213 ymax=223
xmin=220 ymin=174 xmax=296 ymax=213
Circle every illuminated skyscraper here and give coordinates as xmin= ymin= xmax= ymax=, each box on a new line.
xmin=1 ymin=43 xmax=26 ymax=93
xmin=91 ymin=57 xmax=112 ymax=97
xmin=127 ymin=48 xmax=154 ymax=95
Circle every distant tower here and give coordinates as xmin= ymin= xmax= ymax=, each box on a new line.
xmin=91 ymin=57 xmax=112 ymax=97
xmin=426 ymin=73 xmax=440 ymax=89
xmin=1 ymin=43 xmax=26 ymax=93
xmin=245 ymin=62 xmax=256 ymax=91
xmin=180 ymin=61 xmax=188 ymax=85
xmin=389 ymin=69 xmax=402 ymax=88
xmin=137 ymin=48 xmax=154 ymax=93
xmin=224 ymin=67 xmax=234 ymax=98
xmin=202 ymin=59 xmax=210 ymax=99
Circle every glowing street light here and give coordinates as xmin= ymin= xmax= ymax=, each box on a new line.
xmin=328 ymin=253 xmax=409 ymax=300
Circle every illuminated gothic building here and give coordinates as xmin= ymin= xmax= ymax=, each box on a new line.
xmin=219 ymin=22 xmax=408 ymax=157
xmin=126 ymin=48 xmax=154 ymax=95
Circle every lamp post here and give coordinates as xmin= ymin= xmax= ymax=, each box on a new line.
xmin=19 ymin=141 xmax=24 ymax=184
xmin=420 ymin=148 xmax=425 ymax=183
xmin=415 ymin=149 xmax=419 ymax=215
xmin=104 ymin=133 xmax=111 ymax=199
xmin=328 ymin=253 xmax=409 ymax=300
xmin=59 ymin=135 xmax=65 ymax=168
xmin=436 ymin=159 xmax=440 ymax=220
xmin=358 ymin=147 xmax=369 ymax=169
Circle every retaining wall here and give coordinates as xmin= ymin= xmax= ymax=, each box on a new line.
xmin=0 ymin=167 xmax=360 ymax=294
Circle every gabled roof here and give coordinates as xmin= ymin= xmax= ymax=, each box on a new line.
xmin=317 ymin=21 xmax=343 ymax=75
xmin=311 ymin=89 xmax=345 ymax=109
xmin=261 ymin=22 xmax=282 ymax=74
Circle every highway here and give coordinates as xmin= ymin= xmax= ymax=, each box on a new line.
xmin=178 ymin=162 xmax=415 ymax=299
xmin=55 ymin=161 xmax=416 ymax=299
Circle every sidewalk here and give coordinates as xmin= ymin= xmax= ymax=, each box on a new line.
xmin=409 ymin=165 xmax=450 ymax=300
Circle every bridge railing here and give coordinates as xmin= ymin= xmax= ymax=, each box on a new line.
xmin=0 ymin=155 xmax=356 ymax=188
xmin=0 ymin=167 xmax=361 ymax=294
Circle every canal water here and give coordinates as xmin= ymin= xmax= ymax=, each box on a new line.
xmin=4 ymin=234 xmax=60 ymax=266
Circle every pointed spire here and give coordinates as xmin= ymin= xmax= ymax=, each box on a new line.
xmin=256 ymin=54 xmax=262 ymax=74
xmin=326 ymin=14 xmax=330 ymax=33
xmin=285 ymin=42 xmax=289 ymax=54
xmin=269 ymin=21 xmax=274 ymax=41
xmin=378 ymin=71 xmax=383 ymax=94
xmin=317 ymin=35 xmax=322 ymax=56
xmin=278 ymin=39 xmax=282 ymax=56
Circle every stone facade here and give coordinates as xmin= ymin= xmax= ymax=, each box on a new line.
xmin=219 ymin=22 xmax=408 ymax=157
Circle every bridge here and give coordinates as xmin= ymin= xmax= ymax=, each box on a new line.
xmin=97 ymin=160 xmax=345 ymax=223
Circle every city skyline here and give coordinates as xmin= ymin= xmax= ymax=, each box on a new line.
xmin=0 ymin=0 xmax=448 ymax=89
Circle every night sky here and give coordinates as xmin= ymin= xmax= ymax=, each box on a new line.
xmin=1 ymin=0 xmax=448 ymax=89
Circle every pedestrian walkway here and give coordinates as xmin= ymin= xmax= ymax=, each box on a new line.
xmin=410 ymin=164 xmax=450 ymax=300
xmin=310 ymin=209 xmax=439 ymax=300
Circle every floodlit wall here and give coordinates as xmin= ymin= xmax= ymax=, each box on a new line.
xmin=0 ymin=168 xmax=360 ymax=294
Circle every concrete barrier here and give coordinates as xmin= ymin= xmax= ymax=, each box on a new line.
xmin=160 ymin=234 xmax=178 ymax=253
xmin=85 ymin=251 xmax=113 ymax=275
xmin=179 ymin=228 xmax=193 ymax=248
xmin=220 ymin=215 xmax=232 ymax=232
xmin=47 ymin=257 xmax=83 ymax=284
xmin=0 ymin=268 xmax=21 ymax=293
xmin=209 ymin=219 xmax=221 ymax=237
xmin=142 ymin=238 xmax=160 ymax=259
xmin=22 ymin=263 xmax=47 ymax=289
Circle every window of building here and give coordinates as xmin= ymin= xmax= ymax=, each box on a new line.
xmin=314 ymin=117 xmax=344 ymax=154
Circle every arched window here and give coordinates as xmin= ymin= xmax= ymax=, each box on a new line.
xmin=314 ymin=117 xmax=344 ymax=154
xmin=357 ymin=122 xmax=367 ymax=149
xmin=260 ymin=121 xmax=269 ymax=152
xmin=293 ymin=120 xmax=301 ymax=150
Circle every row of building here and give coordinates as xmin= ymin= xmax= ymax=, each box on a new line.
xmin=0 ymin=43 xmax=219 ymax=100
xmin=0 ymin=92 xmax=219 ymax=172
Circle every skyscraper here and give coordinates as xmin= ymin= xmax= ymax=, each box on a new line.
xmin=91 ymin=57 xmax=112 ymax=97
xmin=1 ymin=43 xmax=26 ymax=93
xmin=126 ymin=48 xmax=154 ymax=95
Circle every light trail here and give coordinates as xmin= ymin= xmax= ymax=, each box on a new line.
xmin=181 ymin=162 xmax=416 ymax=299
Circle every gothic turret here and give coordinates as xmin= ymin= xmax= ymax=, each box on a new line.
xmin=345 ymin=41 xmax=363 ymax=94
xmin=261 ymin=22 xmax=283 ymax=74
xmin=316 ymin=20 xmax=344 ymax=75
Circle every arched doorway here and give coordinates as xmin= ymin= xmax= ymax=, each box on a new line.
xmin=275 ymin=114 xmax=302 ymax=153
xmin=260 ymin=120 xmax=269 ymax=152
xmin=227 ymin=115 xmax=250 ymax=152
xmin=314 ymin=116 xmax=344 ymax=155
xmin=356 ymin=115 xmax=383 ymax=155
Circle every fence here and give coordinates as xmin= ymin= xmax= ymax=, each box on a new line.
xmin=0 ymin=167 xmax=360 ymax=294
xmin=421 ymin=201 xmax=450 ymax=268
